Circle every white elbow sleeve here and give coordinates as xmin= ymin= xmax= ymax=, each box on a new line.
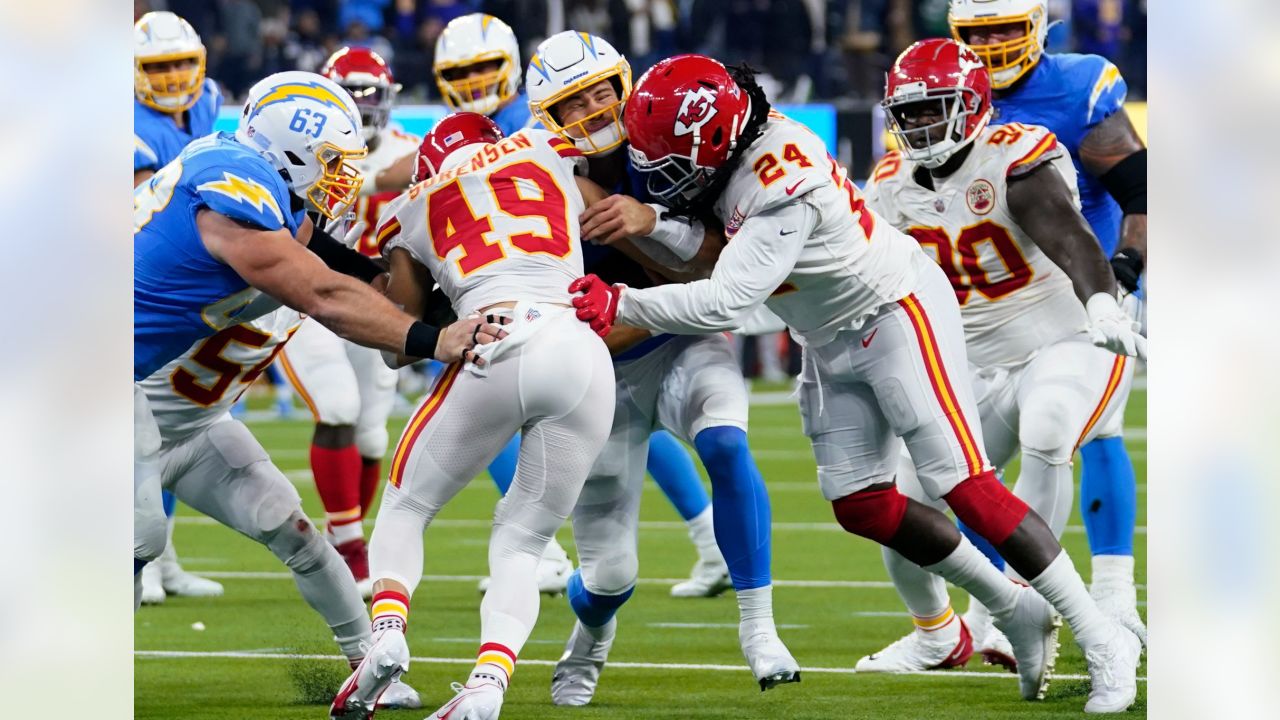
xmin=645 ymin=204 xmax=704 ymax=262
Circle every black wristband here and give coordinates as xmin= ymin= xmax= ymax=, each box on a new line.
xmin=1110 ymin=247 xmax=1145 ymax=293
xmin=309 ymin=225 xmax=384 ymax=283
xmin=1098 ymin=149 xmax=1147 ymax=216
xmin=403 ymin=321 xmax=442 ymax=360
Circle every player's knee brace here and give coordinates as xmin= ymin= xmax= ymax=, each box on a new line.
xmin=944 ymin=470 xmax=1030 ymax=547
xmin=264 ymin=510 xmax=330 ymax=574
xmin=1018 ymin=390 xmax=1077 ymax=464
xmin=355 ymin=424 xmax=389 ymax=461
xmin=831 ymin=486 xmax=909 ymax=544
xmin=567 ymin=569 xmax=634 ymax=628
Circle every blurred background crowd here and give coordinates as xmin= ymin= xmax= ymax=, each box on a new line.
xmin=135 ymin=0 xmax=1146 ymax=106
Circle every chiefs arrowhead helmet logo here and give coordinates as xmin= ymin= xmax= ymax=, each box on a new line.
xmin=674 ymin=87 xmax=718 ymax=137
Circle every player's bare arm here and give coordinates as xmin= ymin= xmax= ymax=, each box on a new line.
xmin=1006 ymin=162 xmax=1117 ymax=303
xmin=134 ymin=169 xmax=155 ymax=188
xmin=1079 ymin=110 xmax=1147 ymax=282
xmin=381 ymin=246 xmax=497 ymax=368
xmin=374 ymin=152 xmax=417 ymax=192
xmin=197 ymin=208 xmax=505 ymax=363
xmin=579 ymin=193 xmax=725 ymax=272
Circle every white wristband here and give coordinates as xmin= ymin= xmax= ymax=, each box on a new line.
xmin=645 ymin=204 xmax=703 ymax=262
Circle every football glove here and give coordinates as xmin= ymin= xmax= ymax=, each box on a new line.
xmin=569 ymin=274 xmax=624 ymax=337
xmin=1086 ymin=292 xmax=1147 ymax=361
xmin=1109 ymin=247 xmax=1144 ymax=294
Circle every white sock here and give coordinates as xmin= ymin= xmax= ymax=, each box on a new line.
xmin=1011 ymin=451 xmax=1075 ymax=538
xmin=686 ymin=506 xmax=722 ymax=563
xmin=1028 ymin=550 xmax=1113 ymax=649
xmin=331 ymin=519 xmax=364 ymax=545
xmin=737 ymin=585 xmax=775 ymax=625
xmin=924 ymin=537 xmax=1020 ymax=621
xmin=581 ymin=618 xmax=614 ymax=642
xmin=883 ymin=546 xmax=951 ymax=619
xmin=541 ymin=536 xmax=570 ymax=564
xmin=964 ymin=594 xmax=990 ymax=624
xmin=1091 ymin=554 xmax=1135 ymax=589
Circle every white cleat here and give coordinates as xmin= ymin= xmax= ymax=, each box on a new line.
xmin=993 ymin=586 xmax=1061 ymax=701
xmin=550 ymin=619 xmax=614 ymax=706
xmin=140 ymin=562 xmax=166 ymax=605
xmin=855 ymin=619 xmax=974 ymax=673
xmin=478 ymin=539 xmax=573 ymax=596
xmin=740 ymin=623 xmax=801 ymax=690
xmin=1083 ymin=624 xmax=1142 ymax=714
xmin=329 ymin=629 xmax=410 ymax=720
xmin=375 ymin=678 xmax=422 ymax=710
xmin=964 ymin=606 xmax=1016 ymax=671
xmin=670 ymin=558 xmax=733 ymax=598
xmin=1092 ymin=579 xmax=1147 ymax=648
xmin=428 ymin=676 xmax=504 ymax=720
xmin=157 ymin=543 xmax=224 ymax=597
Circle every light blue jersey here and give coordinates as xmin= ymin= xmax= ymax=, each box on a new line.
xmin=992 ymin=53 xmax=1128 ymax=255
xmin=134 ymin=132 xmax=304 ymax=380
xmin=491 ymin=90 xmax=533 ymax=136
xmin=134 ymin=78 xmax=222 ymax=173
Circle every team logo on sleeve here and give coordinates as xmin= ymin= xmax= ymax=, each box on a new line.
xmin=674 ymin=87 xmax=718 ymax=137
xmin=966 ymin=179 xmax=995 ymax=216
xmin=197 ymin=172 xmax=285 ymax=224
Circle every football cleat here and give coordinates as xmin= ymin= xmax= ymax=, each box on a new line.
xmin=670 ymin=557 xmax=733 ymax=598
xmin=1091 ymin=577 xmax=1147 ymax=648
xmin=376 ymin=678 xmax=422 ymax=710
xmin=740 ymin=622 xmax=801 ymax=690
xmin=330 ymin=629 xmax=410 ymax=720
xmin=855 ymin=619 xmax=974 ymax=673
xmin=157 ymin=541 xmax=224 ymax=597
xmin=964 ymin=604 xmax=1016 ymax=670
xmin=427 ymin=676 xmax=505 ymax=720
xmin=1083 ymin=624 xmax=1142 ymax=714
xmin=140 ymin=562 xmax=166 ymax=605
xmin=993 ymin=586 xmax=1061 ymax=701
xmin=550 ymin=619 xmax=615 ymax=706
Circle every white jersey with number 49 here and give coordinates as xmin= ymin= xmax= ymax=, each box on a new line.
xmin=713 ymin=112 xmax=922 ymax=347
xmin=378 ymin=128 xmax=588 ymax=316
xmin=864 ymin=122 xmax=1089 ymax=368
xmin=140 ymin=308 xmax=303 ymax=442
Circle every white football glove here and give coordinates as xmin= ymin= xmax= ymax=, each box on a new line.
xmin=341 ymin=219 xmax=368 ymax=249
xmin=1086 ymin=292 xmax=1147 ymax=361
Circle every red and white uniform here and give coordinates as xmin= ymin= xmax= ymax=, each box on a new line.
xmin=138 ymin=307 xmax=310 ymax=542
xmin=619 ymin=112 xmax=992 ymax=502
xmin=864 ymin=123 xmax=1132 ymax=532
xmin=369 ymin=128 xmax=613 ymax=595
xmin=280 ymin=126 xmax=418 ymax=459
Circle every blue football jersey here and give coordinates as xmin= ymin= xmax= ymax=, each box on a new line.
xmin=134 ymin=78 xmax=223 ymax=173
xmin=492 ymin=91 xmax=534 ymax=137
xmin=992 ymin=53 xmax=1128 ymax=255
xmin=134 ymin=132 xmax=304 ymax=380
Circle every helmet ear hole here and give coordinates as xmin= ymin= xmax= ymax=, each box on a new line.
xmin=284 ymin=150 xmax=306 ymax=166
xmin=711 ymin=127 xmax=723 ymax=146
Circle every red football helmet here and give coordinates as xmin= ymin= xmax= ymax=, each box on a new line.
xmin=322 ymin=46 xmax=401 ymax=142
xmin=414 ymin=112 xmax=504 ymax=182
xmin=882 ymin=39 xmax=993 ymax=169
xmin=623 ymin=54 xmax=752 ymax=207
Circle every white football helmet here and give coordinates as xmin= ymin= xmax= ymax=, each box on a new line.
xmin=134 ymin=11 xmax=206 ymax=113
xmin=236 ymin=71 xmax=368 ymax=220
xmin=948 ymin=0 xmax=1048 ymax=89
xmin=433 ymin=14 xmax=521 ymax=115
xmin=526 ymin=31 xmax=632 ymax=156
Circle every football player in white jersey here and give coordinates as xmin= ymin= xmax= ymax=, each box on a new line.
xmin=277 ymin=47 xmax=422 ymax=598
xmin=571 ymin=54 xmax=1141 ymax=712
xmin=525 ymin=30 xmax=799 ymax=702
xmin=330 ymin=114 xmax=614 ymax=720
xmin=138 ymin=307 xmax=421 ymax=711
xmin=855 ymin=39 xmax=1146 ymax=678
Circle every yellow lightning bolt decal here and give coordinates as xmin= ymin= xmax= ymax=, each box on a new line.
xmin=197 ymin=173 xmax=284 ymax=225
xmin=1088 ymin=63 xmax=1123 ymax=119
xmin=250 ymin=81 xmax=351 ymax=119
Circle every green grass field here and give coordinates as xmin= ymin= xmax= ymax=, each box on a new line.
xmin=135 ymin=379 xmax=1146 ymax=719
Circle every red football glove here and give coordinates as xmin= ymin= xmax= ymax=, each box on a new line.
xmin=569 ymin=274 xmax=624 ymax=337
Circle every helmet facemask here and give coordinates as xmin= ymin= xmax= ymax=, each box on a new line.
xmin=535 ymin=68 xmax=632 ymax=156
xmin=435 ymin=53 xmax=515 ymax=114
xmin=304 ymin=143 xmax=367 ymax=220
xmin=883 ymin=86 xmax=988 ymax=169
xmin=135 ymin=50 xmax=207 ymax=113
xmin=343 ymin=83 xmax=394 ymax=142
xmin=950 ymin=10 xmax=1045 ymax=89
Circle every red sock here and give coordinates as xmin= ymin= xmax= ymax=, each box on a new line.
xmin=311 ymin=443 xmax=362 ymax=539
xmin=360 ymin=457 xmax=382 ymax=518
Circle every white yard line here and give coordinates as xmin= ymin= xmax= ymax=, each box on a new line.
xmin=648 ymin=622 xmax=811 ymax=630
xmin=134 ymin=649 xmax=1145 ymax=683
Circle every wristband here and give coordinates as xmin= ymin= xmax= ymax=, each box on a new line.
xmin=403 ymin=321 xmax=441 ymax=360
xmin=645 ymin=204 xmax=704 ymax=262
xmin=1110 ymin=247 xmax=1144 ymax=294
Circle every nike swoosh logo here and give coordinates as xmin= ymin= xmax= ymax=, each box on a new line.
xmin=779 ymin=229 xmax=796 ymax=236
xmin=861 ymin=328 xmax=878 ymax=348
xmin=785 ymin=180 xmax=804 ymax=195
